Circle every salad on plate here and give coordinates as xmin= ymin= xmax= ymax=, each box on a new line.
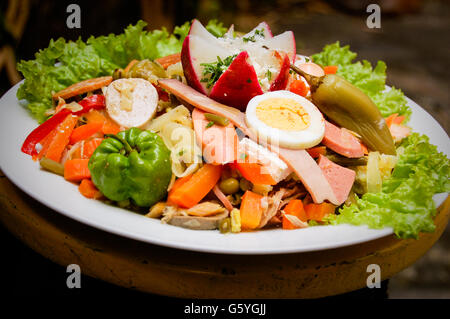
xmin=17 ymin=20 xmax=449 ymax=238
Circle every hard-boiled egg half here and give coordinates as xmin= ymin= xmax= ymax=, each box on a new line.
xmin=245 ymin=90 xmax=325 ymax=149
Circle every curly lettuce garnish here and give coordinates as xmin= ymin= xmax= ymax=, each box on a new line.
xmin=16 ymin=20 xmax=227 ymax=123
xmin=332 ymin=133 xmax=449 ymax=238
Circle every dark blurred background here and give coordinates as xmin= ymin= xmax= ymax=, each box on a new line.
xmin=0 ymin=0 xmax=448 ymax=298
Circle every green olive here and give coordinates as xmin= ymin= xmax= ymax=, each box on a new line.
xmin=290 ymin=65 xmax=396 ymax=155
xmin=219 ymin=178 xmax=240 ymax=195
xmin=239 ymin=178 xmax=252 ymax=192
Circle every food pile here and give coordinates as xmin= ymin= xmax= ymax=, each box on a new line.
xmin=18 ymin=20 xmax=449 ymax=238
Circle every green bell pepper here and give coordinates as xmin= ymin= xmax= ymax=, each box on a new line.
xmin=88 ymin=127 xmax=172 ymax=207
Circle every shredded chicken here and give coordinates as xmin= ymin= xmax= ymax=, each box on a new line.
xmin=146 ymin=202 xmax=167 ymax=219
xmin=187 ymin=201 xmax=226 ymax=217
xmin=281 ymin=210 xmax=308 ymax=228
xmin=258 ymin=188 xmax=287 ymax=229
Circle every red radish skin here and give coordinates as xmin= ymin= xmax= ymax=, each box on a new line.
xmin=269 ymin=53 xmax=291 ymax=91
xmin=182 ymin=20 xmax=296 ymax=106
xmin=209 ymin=51 xmax=263 ymax=111
xmin=181 ymin=36 xmax=209 ymax=95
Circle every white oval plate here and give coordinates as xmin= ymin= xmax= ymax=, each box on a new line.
xmin=0 ymin=82 xmax=448 ymax=254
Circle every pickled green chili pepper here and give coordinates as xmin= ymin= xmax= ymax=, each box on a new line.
xmin=290 ymin=64 xmax=396 ymax=155
xmin=88 ymin=127 xmax=172 ymax=207
xmin=325 ymin=154 xmax=368 ymax=167
xmin=204 ymin=113 xmax=230 ymax=126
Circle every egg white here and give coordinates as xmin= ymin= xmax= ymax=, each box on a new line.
xmin=245 ymin=90 xmax=325 ymax=149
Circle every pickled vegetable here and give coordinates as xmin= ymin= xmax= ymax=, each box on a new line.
xmin=204 ymin=113 xmax=230 ymax=126
xmin=219 ymin=217 xmax=232 ymax=233
xmin=239 ymin=178 xmax=252 ymax=192
xmin=326 ymin=154 xmax=368 ymax=167
xmin=116 ymin=59 xmax=167 ymax=84
xmin=230 ymin=208 xmax=241 ymax=233
xmin=40 ymin=157 xmax=64 ymax=176
xmin=367 ymin=151 xmax=382 ymax=193
xmin=290 ymin=64 xmax=396 ymax=155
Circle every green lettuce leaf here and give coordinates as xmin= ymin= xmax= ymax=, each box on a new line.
xmin=332 ymin=133 xmax=449 ymax=238
xmin=312 ymin=41 xmax=411 ymax=120
xmin=17 ymin=20 xmax=225 ymax=123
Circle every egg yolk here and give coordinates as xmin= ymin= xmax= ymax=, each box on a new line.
xmin=256 ymin=98 xmax=311 ymax=131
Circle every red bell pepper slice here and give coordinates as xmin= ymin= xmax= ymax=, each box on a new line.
xmin=73 ymin=94 xmax=105 ymax=115
xmin=21 ymin=94 xmax=106 ymax=156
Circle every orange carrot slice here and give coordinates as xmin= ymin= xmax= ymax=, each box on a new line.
xmin=167 ymin=164 xmax=222 ymax=208
xmin=289 ymin=79 xmax=309 ymax=97
xmin=282 ymin=199 xmax=307 ymax=229
xmin=84 ymin=110 xmax=121 ymax=135
xmin=64 ymin=159 xmax=91 ymax=182
xmin=52 ymin=76 xmax=113 ymax=100
xmin=79 ymin=179 xmax=102 ymax=199
xmin=304 ymin=202 xmax=336 ymax=222
xmin=82 ymin=138 xmax=103 ymax=159
xmin=70 ymin=122 xmax=103 ymax=144
xmin=155 ymin=53 xmax=181 ymax=69
xmin=323 ymin=65 xmax=338 ymax=74
xmin=124 ymin=60 xmax=139 ymax=73
xmin=45 ymin=115 xmax=78 ymax=163
xmin=235 ymin=162 xmax=276 ymax=185
xmin=240 ymin=190 xmax=264 ymax=230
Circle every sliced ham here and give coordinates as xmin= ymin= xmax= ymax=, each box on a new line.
xmin=317 ymin=155 xmax=356 ymax=204
xmin=158 ymin=79 xmax=341 ymax=205
xmin=322 ymin=120 xmax=365 ymax=158
xmin=192 ymin=108 xmax=239 ymax=164
xmin=213 ymin=185 xmax=234 ymax=211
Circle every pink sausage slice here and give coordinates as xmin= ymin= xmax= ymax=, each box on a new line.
xmin=318 ymin=155 xmax=356 ymax=204
xmin=322 ymin=121 xmax=365 ymax=158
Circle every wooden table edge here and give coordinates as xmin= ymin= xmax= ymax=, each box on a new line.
xmin=0 ymin=171 xmax=448 ymax=298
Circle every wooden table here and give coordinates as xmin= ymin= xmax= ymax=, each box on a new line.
xmin=0 ymin=170 xmax=448 ymax=298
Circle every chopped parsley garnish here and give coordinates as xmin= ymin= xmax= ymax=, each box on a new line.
xmin=243 ymin=35 xmax=256 ymax=43
xmin=254 ymin=29 xmax=265 ymax=37
xmin=178 ymin=150 xmax=184 ymax=156
xmin=246 ymin=78 xmax=252 ymax=83
xmin=240 ymin=153 xmax=248 ymax=160
xmin=206 ymin=121 xmax=215 ymax=128
xmin=266 ymin=69 xmax=272 ymax=81
xmin=242 ymin=29 xmax=265 ymax=43
xmin=200 ymin=54 xmax=237 ymax=88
